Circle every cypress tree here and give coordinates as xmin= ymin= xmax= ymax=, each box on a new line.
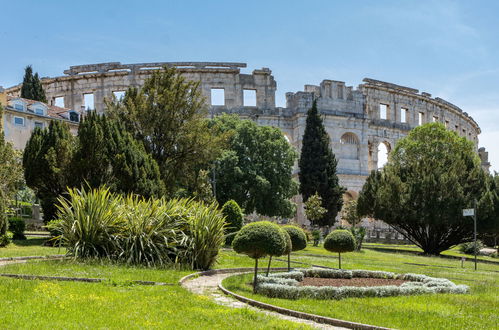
xmin=23 ymin=121 xmax=74 ymax=222
xmin=20 ymin=66 xmax=35 ymax=100
xmin=20 ymin=66 xmax=46 ymax=102
xmin=298 ymin=100 xmax=345 ymax=228
xmin=71 ymin=112 xmax=164 ymax=198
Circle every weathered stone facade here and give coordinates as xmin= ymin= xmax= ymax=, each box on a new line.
xmin=5 ymin=62 xmax=490 ymax=225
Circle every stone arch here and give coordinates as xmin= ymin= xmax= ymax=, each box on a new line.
xmin=339 ymin=132 xmax=360 ymax=160
xmin=368 ymin=140 xmax=392 ymax=170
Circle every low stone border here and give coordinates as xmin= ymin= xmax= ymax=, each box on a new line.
xmin=0 ymin=255 xmax=65 ymax=262
xmin=180 ymin=268 xmax=392 ymax=330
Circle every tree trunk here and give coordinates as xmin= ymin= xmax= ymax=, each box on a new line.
xmin=287 ymin=252 xmax=291 ymax=271
xmin=253 ymin=258 xmax=259 ymax=293
xmin=338 ymin=252 xmax=341 ymax=269
xmin=266 ymin=255 xmax=272 ymax=276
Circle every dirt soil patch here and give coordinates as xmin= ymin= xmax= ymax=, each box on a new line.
xmin=300 ymin=277 xmax=407 ymax=287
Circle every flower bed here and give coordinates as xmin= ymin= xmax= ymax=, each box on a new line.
xmin=256 ymin=268 xmax=469 ymax=300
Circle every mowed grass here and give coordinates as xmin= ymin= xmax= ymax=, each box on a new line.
xmin=0 ymin=278 xmax=310 ymax=329
xmin=0 ymin=237 xmax=66 ymax=258
xmin=223 ymin=247 xmax=499 ymax=330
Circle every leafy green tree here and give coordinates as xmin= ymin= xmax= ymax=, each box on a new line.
xmin=71 ymin=112 xmax=164 ymax=198
xmin=0 ymin=105 xmax=23 ymax=240
xmin=299 ymin=100 xmax=345 ymax=228
xmin=221 ymin=199 xmax=244 ymax=245
xmin=20 ymin=65 xmax=46 ymax=102
xmin=304 ymin=192 xmax=327 ymax=226
xmin=23 ymin=121 xmax=74 ymax=222
xmin=211 ymin=115 xmax=298 ymax=218
xmin=282 ymin=225 xmax=307 ymax=270
xmin=106 ymin=66 xmax=226 ymax=195
xmin=324 ymin=229 xmax=356 ymax=269
xmin=357 ymin=123 xmax=493 ymax=255
xmin=342 ymin=200 xmax=362 ymax=227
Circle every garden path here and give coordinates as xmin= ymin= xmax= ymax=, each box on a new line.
xmin=182 ymin=271 xmax=345 ymax=330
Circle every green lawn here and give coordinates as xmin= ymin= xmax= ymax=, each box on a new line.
xmin=0 ymin=237 xmax=65 ymax=258
xmin=223 ymin=248 xmax=499 ymax=330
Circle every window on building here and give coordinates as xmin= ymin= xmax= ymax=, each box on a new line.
xmin=462 ymin=129 xmax=466 ymax=136
xmin=35 ymin=108 xmax=45 ymax=116
xmin=84 ymin=93 xmax=95 ymax=110
xmin=337 ymin=87 xmax=343 ymax=99
xmin=14 ymin=103 xmax=24 ymax=111
xmin=69 ymin=111 xmax=80 ymax=123
xmin=211 ymin=88 xmax=225 ymax=106
xmin=379 ymin=104 xmax=388 ymax=120
xmin=433 ymin=116 xmax=438 ymax=122
xmin=455 ymin=125 xmax=459 ymax=131
xmin=34 ymin=121 xmax=44 ymax=129
xmin=54 ymin=97 xmax=65 ymax=108
xmin=445 ymin=120 xmax=449 ymax=128
xmin=400 ymin=108 xmax=408 ymax=123
xmin=113 ymin=91 xmax=126 ymax=101
xmin=243 ymin=89 xmax=257 ymax=106
xmin=340 ymin=132 xmax=360 ymax=145
xmin=14 ymin=116 xmax=25 ymax=126
xmin=418 ymin=112 xmax=424 ymax=125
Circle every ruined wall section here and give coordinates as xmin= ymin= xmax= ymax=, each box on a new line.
xmin=6 ymin=62 xmax=277 ymax=114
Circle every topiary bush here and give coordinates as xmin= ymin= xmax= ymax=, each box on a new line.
xmin=266 ymin=228 xmax=292 ymax=275
xmin=221 ymin=200 xmax=244 ymax=245
xmin=324 ymin=229 xmax=356 ymax=269
xmin=232 ymin=221 xmax=288 ymax=292
xmin=8 ymin=217 xmax=26 ymax=240
xmin=283 ymin=225 xmax=307 ymax=270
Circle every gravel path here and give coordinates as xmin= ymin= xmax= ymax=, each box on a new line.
xmin=182 ymin=272 xmax=346 ymax=329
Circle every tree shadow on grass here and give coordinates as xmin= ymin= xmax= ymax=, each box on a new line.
xmin=12 ymin=238 xmax=47 ymax=247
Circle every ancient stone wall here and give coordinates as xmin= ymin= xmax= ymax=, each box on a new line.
xmin=5 ymin=62 xmax=490 ymax=225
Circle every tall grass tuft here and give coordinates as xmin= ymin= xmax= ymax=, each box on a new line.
xmin=57 ymin=187 xmax=123 ymax=259
xmin=55 ymin=187 xmax=226 ymax=269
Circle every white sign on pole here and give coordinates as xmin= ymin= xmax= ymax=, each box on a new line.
xmin=463 ymin=209 xmax=475 ymax=217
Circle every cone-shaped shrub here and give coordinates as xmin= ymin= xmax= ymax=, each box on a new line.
xmin=324 ymin=229 xmax=356 ymax=269
xmin=283 ymin=225 xmax=307 ymax=270
xmin=232 ymin=221 xmax=287 ymax=292
xmin=221 ymin=200 xmax=244 ymax=245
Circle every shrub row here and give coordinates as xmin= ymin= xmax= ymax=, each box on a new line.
xmin=256 ymin=269 xmax=469 ymax=300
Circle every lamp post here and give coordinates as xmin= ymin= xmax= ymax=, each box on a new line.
xmin=462 ymin=201 xmax=478 ymax=271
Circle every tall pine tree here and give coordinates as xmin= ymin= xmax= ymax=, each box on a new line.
xmin=20 ymin=65 xmax=46 ymax=102
xmin=71 ymin=112 xmax=164 ymax=198
xmin=298 ymin=100 xmax=345 ymax=228
xmin=23 ymin=121 xmax=74 ymax=222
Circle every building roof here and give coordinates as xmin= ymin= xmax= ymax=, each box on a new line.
xmin=6 ymin=96 xmax=79 ymax=123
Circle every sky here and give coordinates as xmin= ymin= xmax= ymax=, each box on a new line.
xmin=1 ymin=0 xmax=499 ymax=171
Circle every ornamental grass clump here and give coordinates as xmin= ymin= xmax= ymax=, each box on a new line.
xmin=55 ymin=187 xmax=226 ymax=269
xmin=282 ymin=225 xmax=307 ymax=271
xmin=232 ymin=221 xmax=287 ymax=292
xmin=324 ymin=229 xmax=356 ymax=269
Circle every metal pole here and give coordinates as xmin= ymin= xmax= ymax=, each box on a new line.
xmin=474 ymin=199 xmax=477 ymax=271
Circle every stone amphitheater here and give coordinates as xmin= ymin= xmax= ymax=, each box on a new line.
xmin=6 ymin=62 xmax=491 ymax=225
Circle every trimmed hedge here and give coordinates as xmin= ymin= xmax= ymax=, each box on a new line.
xmin=324 ymin=230 xmax=356 ymax=253
xmin=282 ymin=226 xmax=307 ymax=252
xmin=221 ymin=200 xmax=244 ymax=245
xmin=256 ymin=269 xmax=469 ymax=300
xmin=232 ymin=221 xmax=288 ymax=259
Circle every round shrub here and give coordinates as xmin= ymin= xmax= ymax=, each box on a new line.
xmin=283 ymin=225 xmax=307 ymax=252
xmin=232 ymin=221 xmax=288 ymax=292
xmin=459 ymin=240 xmax=484 ymax=255
xmin=232 ymin=221 xmax=288 ymax=259
xmin=221 ymin=200 xmax=244 ymax=245
xmin=324 ymin=229 xmax=356 ymax=253
xmin=8 ymin=217 xmax=26 ymax=240
xmin=324 ymin=229 xmax=356 ymax=269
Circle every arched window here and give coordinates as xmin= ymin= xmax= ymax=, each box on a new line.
xmin=340 ymin=132 xmax=359 ymax=145
xmin=377 ymin=141 xmax=391 ymax=168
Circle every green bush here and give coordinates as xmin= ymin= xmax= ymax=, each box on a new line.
xmin=324 ymin=229 xmax=356 ymax=269
xmin=282 ymin=225 xmax=307 ymax=271
xmin=350 ymin=227 xmax=366 ymax=251
xmin=0 ymin=233 xmax=11 ymax=247
xmin=459 ymin=241 xmax=484 ymax=255
xmin=8 ymin=217 xmax=26 ymax=240
xmin=221 ymin=200 xmax=244 ymax=245
xmin=232 ymin=221 xmax=288 ymax=292
xmin=311 ymin=229 xmax=321 ymax=246
xmin=56 ymin=187 xmax=225 ymax=270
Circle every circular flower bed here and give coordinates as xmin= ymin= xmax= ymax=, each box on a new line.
xmin=256 ymin=268 xmax=469 ymax=300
